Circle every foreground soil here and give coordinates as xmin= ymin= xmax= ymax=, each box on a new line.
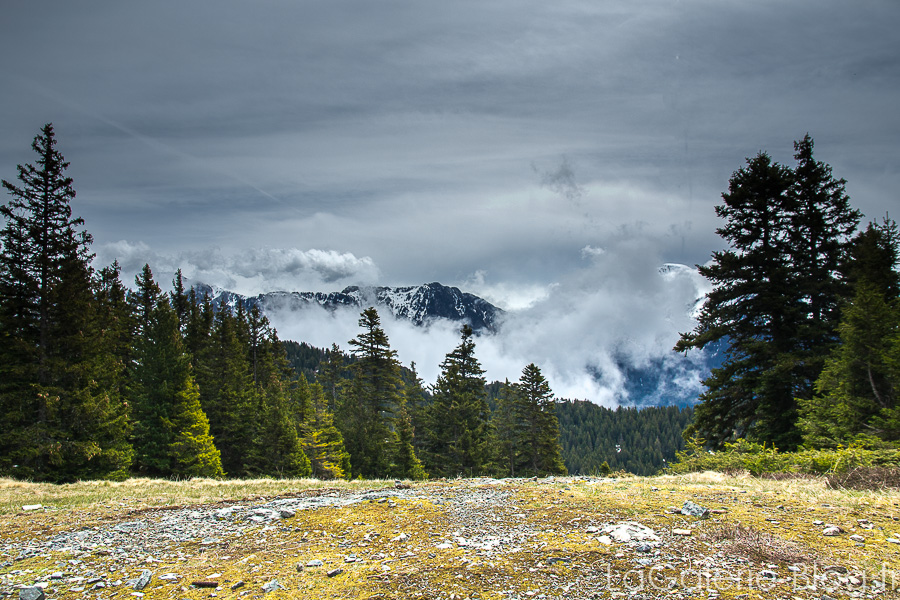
xmin=2 ymin=473 xmax=899 ymax=599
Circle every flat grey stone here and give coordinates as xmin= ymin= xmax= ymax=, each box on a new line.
xmin=19 ymin=587 xmax=45 ymax=600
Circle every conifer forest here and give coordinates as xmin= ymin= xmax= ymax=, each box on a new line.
xmin=1 ymin=124 xmax=898 ymax=483
xmin=0 ymin=125 xmax=568 ymax=483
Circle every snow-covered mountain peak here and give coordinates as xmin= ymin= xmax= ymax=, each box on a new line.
xmin=194 ymin=281 xmax=502 ymax=333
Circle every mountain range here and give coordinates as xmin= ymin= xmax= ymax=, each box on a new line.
xmin=193 ymin=281 xmax=502 ymax=333
xmin=192 ymin=278 xmax=722 ymax=407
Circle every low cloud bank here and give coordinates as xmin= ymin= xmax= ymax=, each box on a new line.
xmin=94 ymin=242 xmax=380 ymax=294
xmin=97 ymin=237 xmax=712 ymax=406
xmin=267 ymin=237 xmax=712 ymax=406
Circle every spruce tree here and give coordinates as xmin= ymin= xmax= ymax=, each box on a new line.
xmin=338 ymin=308 xmax=406 ymax=478
xmin=799 ymin=283 xmax=900 ymax=446
xmin=184 ymin=287 xmax=213 ymax=364
xmin=244 ymin=307 xmax=312 ymax=478
xmin=404 ymin=362 xmax=430 ymax=461
xmin=171 ymin=269 xmax=190 ymax=330
xmin=133 ymin=264 xmax=160 ymax=331
xmin=296 ymin=376 xmax=351 ymax=479
xmin=676 ymin=151 xmax=796 ymax=448
xmin=0 ymin=124 xmax=132 ymax=481
xmin=318 ymin=343 xmax=346 ymax=413
xmin=516 ymin=364 xmax=566 ymax=476
xmin=799 ymin=219 xmax=900 ymax=446
xmin=787 ymin=134 xmax=861 ymax=406
xmin=426 ymin=325 xmax=491 ymax=477
xmin=492 ymin=366 xmax=566 ymax=477
xmin=390 ymin=397 xmax=428 ymax=480
xmin=197 ymin=306 xmax=255 ymax=476
xmin=131 ymin=265 xmax=222 ymax=477
xmin=842 ymin=218 xmax=900 ymax=299
xmin=491 ymin=379 xmax=521 ymax=477
xmin=86 ymin=262 xmax=137 ymax=480
xmin=677 ymin=138 xmax=861 ymax=450
xmin=250 ymin=375 xmax=312 ymax=478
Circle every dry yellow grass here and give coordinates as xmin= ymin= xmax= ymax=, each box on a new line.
xmin=0 ymin=476 xmax=391 ymax=515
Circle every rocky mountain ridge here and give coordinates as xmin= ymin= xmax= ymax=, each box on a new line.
xmin=192 ymin=281 xmax=502 ymax=333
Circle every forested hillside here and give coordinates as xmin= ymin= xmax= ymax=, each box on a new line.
xmin=555 ymin=401 xmax=693 ymax=475
xmin=285 ymin=344 xmax=695 ymax=476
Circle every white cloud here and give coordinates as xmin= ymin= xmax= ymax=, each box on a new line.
xmin=473 ymin=235 xmax=709 ymax=404
xmin=462 ymin=270 xmax=555 ymax=311
xmin=94 ymin=242 xmax=380 ymax=295
xmin=259 ymin=234 xmax=710 ymax=406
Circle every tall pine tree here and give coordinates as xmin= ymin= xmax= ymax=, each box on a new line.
xmin=244 ymin=306 xmax=311 ymax=478
xmin=515 ymin=364 xmax=566 ymax=476
xmin=295 ymin=376 xmax=351 ymax=479
xmin=131 ymin=265 xmax=222 ymax=478
xmin=196 ymin=305 xmax=256 ymax=476
xmin=677 ymin=137 xmax=861 ymax=450
xmin=425 ymin=325 xmax=491 ymax=477
xmin=786 ymin=134 xmax=862 ymax=409
xmin=492 ymin=366 xmax=566 ymax=477
xmin=676 ymin=151 xmax=796 ymax=448
xmin=337 ymin=308 xmax=405 ymax=478
xmin=0 ymin=124 xmax=132 ymax=481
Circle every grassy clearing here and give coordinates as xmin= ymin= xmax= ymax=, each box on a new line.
xmin=3 ymin=474 xmax=900 ymax=599
xmin=0 ymin=476 xmax=392 ymax=515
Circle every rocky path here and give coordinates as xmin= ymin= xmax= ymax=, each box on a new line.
xmin=1 ymin=476 xmax=898 ymax=599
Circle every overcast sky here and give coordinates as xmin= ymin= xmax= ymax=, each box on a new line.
xmin=2 ymin=1 xmax=898 ymax=397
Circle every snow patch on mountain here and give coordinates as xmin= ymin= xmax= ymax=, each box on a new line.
xmin=194 ymin=281 xmax=502 ymax=333
xmin=191 ymin=262 xmax=717 ymax=407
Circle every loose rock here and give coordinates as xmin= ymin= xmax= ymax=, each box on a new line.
xmin=131 ymin=570 xmax=152 ymax=591
xmin=262 ymin=579 xmax=285 ymax=593
xmin=680 ymin=500 xmax=710 ymax=519
xmin=18 ymin=587 xmax=45 ymax=600
xmin=602 ymin=522 xmax=659 ymax=543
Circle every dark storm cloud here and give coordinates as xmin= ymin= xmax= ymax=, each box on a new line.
xmin=536 ymin=156 xmax=585 ymax=205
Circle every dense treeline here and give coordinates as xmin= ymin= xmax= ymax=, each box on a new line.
xmin=0 ymin=124 xmax=567 ymax=483
xmin=292 ymin=314 xmax=566 ymax=480
xmin=289 ymin=346 xmax=689 ymax=476
xmin=555 ymin=401 xmax=694 ymax=475
xmin=677 ymin=135 xmax=900 ymax=451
